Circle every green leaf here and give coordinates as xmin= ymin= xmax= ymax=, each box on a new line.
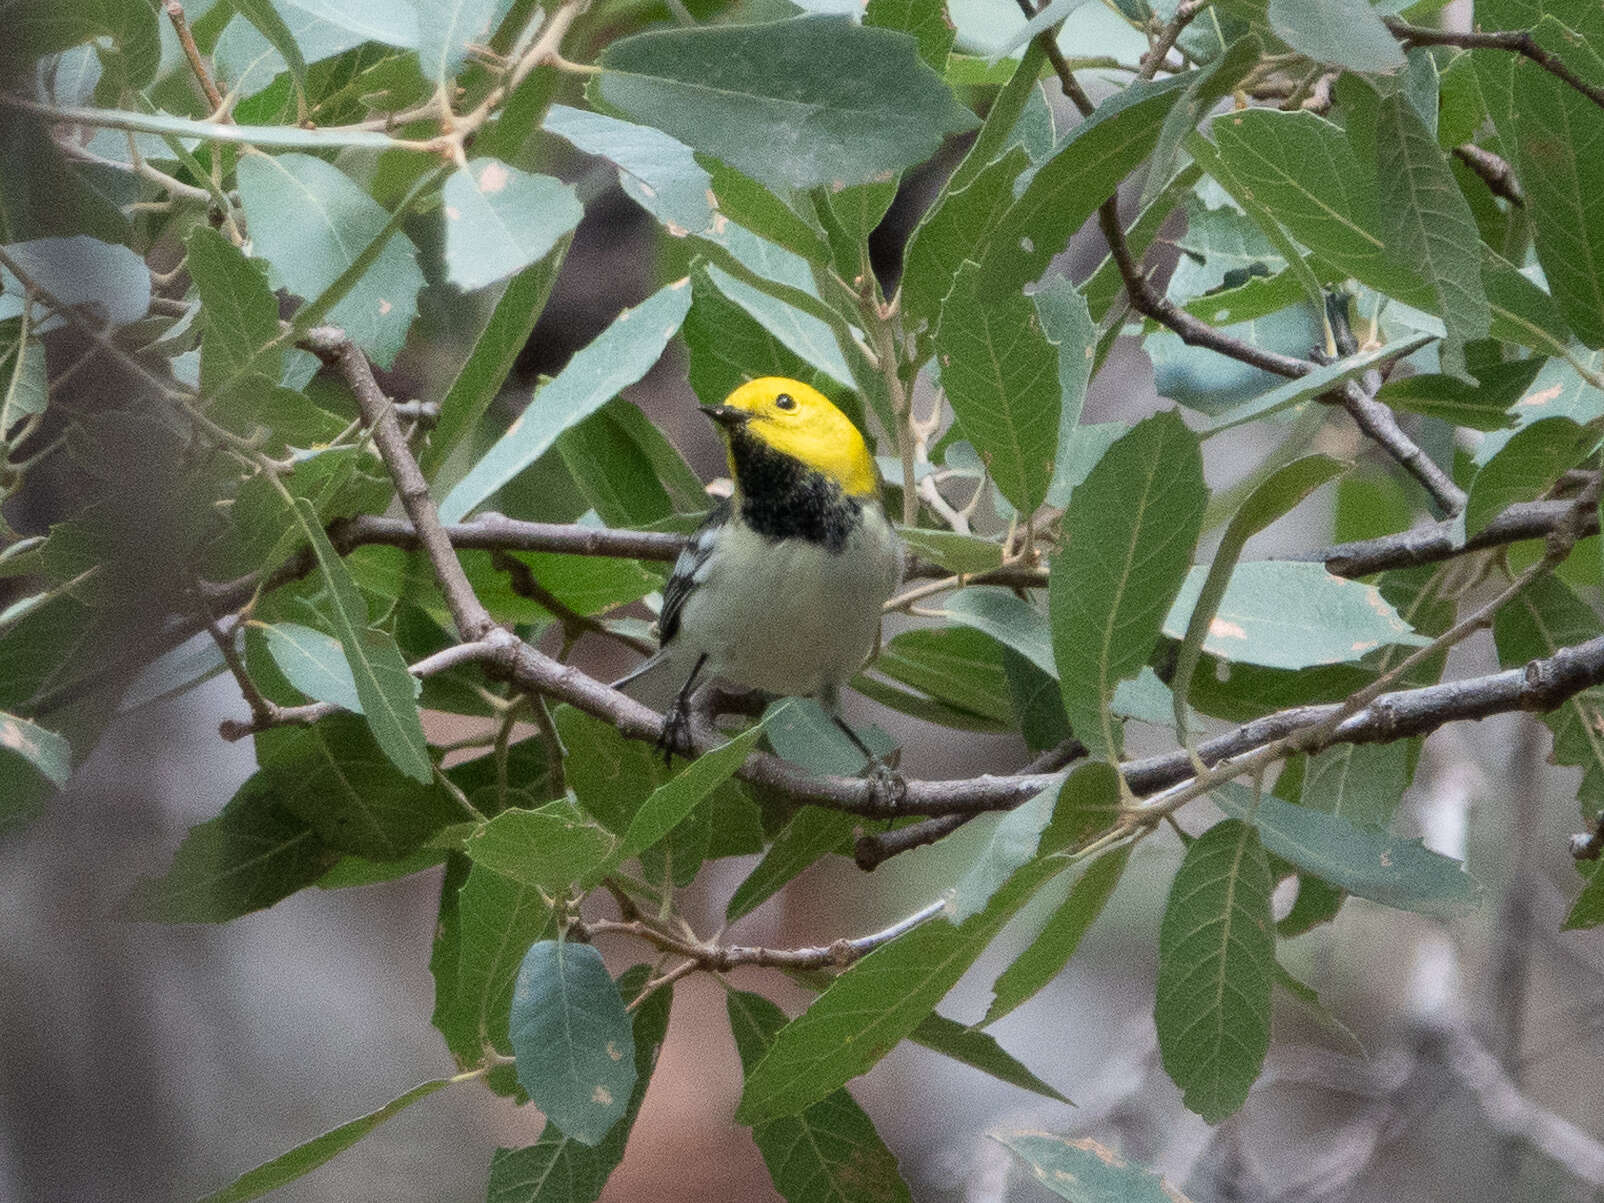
xmin=440 ymin=160 xmax=582 ymax=291
xmin=1265 ymin=0 xmax=1402 ymax=71
xmin=1212 ymin=785 xmax=1480 ymax=916
xmin=125 ymin=773 xmax=339 ymax=923
xmin=864 ymin=0 xmax=954 ymax=71
xmin=953 ymin=785 xmax=1057 ymax=922
xmin=1051 ymin=411 xmax=1205 ymax=758
xmin=1506 ymin=19 xmax=1604 ymax=347
xmin=261 ymin=621 xmax=362 ymax=713
xmin=235 ymin=153 xmax=423 ymax=368
xmin=487 ymin=965 xmax=672 ymax=1202
xmin=897 ymin=528 xmax=1004 ymax=576
xmin=949 ymin=43 xmax=1048 ymax=190
xmin=942 ymin=588 xmax=1054 ymax=678
xmin=703 ymin=158 xmax=832 ymax=265
xmin=1208 ymin=110 xmax=1433 ymax=310
xmin=510 ymin=940 xmax=636 ymax=1146
xmin=618 ymin=721 xmax=768 ymax=861
xmin=0 ymin=707 xmax=69 ymax=787
xmin=435 ymin=861 xmax=555 ymax=1067
xmin=0 ymin=324 xmax=46 ymax=442
xmin=904 ymin=1011 xmax=1069 ymax=1102
xmin=1365 ymin=83 xmax=1491 ymax=374
xmin=1164 ymin=560 xmax=1429 ymax=670
xmin=1493 ymin=575 xmax=1604 ymax=819
xmin=867 ymin=625 xmax=1015 ymax=729
xmin=683 ymin=267 xmax=843 ymax=410
xmin=728 ymin=989 xmax=914 ymax=1203
xmin=1564 ymin=864 xmax=1604 ymax=931
xmin=555 ymin=404 xmax=678 ymax=528
xmin=288 ymin=497 xmax=431 ymax=781
xmin=228 ymin=0 xmax=310 ymax=112
xmin=727 ymin=806 xmax=858 ymax=923
xmin=465 ymin=800 xmax=619 ymax=891
xmin=256 ymin=714 xmax=458 ymax=858
xmin=1145 ymin=35 xmax=1264 ymax=206
xmin=6 ymin=0 xmax=160 ymax=85
xmin=595 ymin=16 xmax=977 ymax=194
xmin=736 ymin=857 xmax=1060 ymax=1124
xmin=200 ymin=1077 xmax=451 ymax=1203
xmin=1200 ymin=334 xmax=1435 ymax=434
xmin=0 ymin=234 xmax=150 ymax=327
xmin=541 ymin=105 xmax=813 ymax=289
xmin=1154 ymin=818 xmax=1275 ymax=1123
xmin=983 ymin=846 xmax=1130 ymax=1026
xmin=186 ymin=226 xmax=283 ymax=395
xmin=415 ymin=0 xmax=499 ymax=84
xmin=0 ymin=708 xmax=69 ymax=833
xmin=1039 ymin=760 xmax=1123 ymax=853
xmin=439 ymin=279 xmax=692 ymax=523
xmin=934 ymin=260 xmax=1062 ymax=515
xmin=1035 ymin=277 xmax=1097 ymax=503
xmin=422 ymin=248 xmax=570 ymax=482
xmin=978 ymin=74 xmax=1191 ymax=298
xmin=1168 ymin=455 xmax=1348 ymax=734
xmin=701 ymin=263 xmax=854 ymax=387
xmin=1464 ymin=417 xmax=1599 ymax=537
xmin=1298 ymin=741 xmax=1412 ymax=828
xmin=993 ymin=1131 xmax=1195 ymax=1203
xmin=1375 ymin=357 xmax=1542 ymax=430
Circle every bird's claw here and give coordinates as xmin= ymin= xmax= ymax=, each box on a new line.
xmin=864 ymin=758 xmax=906 ymax=811
xmin=656 ymin=701 xmax=695 ymax=765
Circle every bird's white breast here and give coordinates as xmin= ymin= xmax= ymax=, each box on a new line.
xmin=673 ymin=502 xmax=902 ymax=697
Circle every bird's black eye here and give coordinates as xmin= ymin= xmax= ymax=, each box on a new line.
xmin=774 ymin=393 xmax=797 ymax=411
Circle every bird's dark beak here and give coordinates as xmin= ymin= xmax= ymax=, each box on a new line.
xmin=699 ymin=404 xmax=754 ymax=428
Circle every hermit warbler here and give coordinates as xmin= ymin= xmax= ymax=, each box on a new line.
xmin=615 ymin=377 xmax=903 ymax=760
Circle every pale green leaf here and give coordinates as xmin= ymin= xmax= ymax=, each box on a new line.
xmin=993 ymin=1131 xmax=1195 ymax=1203
xmin=289 ymin=498 xmax=432 ymax=782
xmin=440 ymin=160 xmax=582 ymax=291
xmin=510 ymin=940 xmax=635 ymax=1146
xmin=439 ymin=279 xmax=692 ymax=523
xmin=595 ymin=17 xmax=977 ymax=194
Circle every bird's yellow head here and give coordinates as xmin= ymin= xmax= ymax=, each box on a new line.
xmin=700 ymin=377 xmax=879 ymax=500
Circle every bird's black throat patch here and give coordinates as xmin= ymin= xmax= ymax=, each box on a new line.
xmin=727 ymin=426 xmax=862 ymax=551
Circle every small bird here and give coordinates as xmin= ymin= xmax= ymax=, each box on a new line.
xmin=614 ymin=377 xmax=903 ymax=763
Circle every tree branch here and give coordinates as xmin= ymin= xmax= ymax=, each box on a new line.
xmin=301 ymin=327 xmax=494 ymax=642
xmin=1453 ymin=143 xmax=1524 ymax=207
xmin=1385 ymin=18 xmax=1604 ymax=114
xmin=579 ymin=895 xmax=952 ymax=972
xmin=1018 ymin=0 xmax=1462 ymax=512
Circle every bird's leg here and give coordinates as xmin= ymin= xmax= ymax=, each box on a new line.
xmin=823 ymin=688 xmax=906 ymax=810
xmin=658 ymin=653 xmax=708 ymax=765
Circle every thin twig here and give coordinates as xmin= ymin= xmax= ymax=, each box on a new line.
xmin=1385 ymin=18 xmax=1604 ymax=113
xmin=579 ymin=895 xmax=952 ymax=973
xmin=164 ymin=0 xmax=225 ymax=112
xmin=1454 ymin=143 xmax=1525 ymax=207
xmin=217 ymin=639 xmax=502 ymax=739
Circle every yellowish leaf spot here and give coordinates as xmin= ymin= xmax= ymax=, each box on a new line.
xmin=1209 ymin=618 xmax=1248 ymax=640
xmin=592 ymin=1085 xmax=613 ymax=1105
xmin=1519 ymin=384 xmax=1563 ymax=408
xmin=444 ymin=205 xmax=461 ymax=221
xmin=606 ymin=1041 xmax=624 ymax=1062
